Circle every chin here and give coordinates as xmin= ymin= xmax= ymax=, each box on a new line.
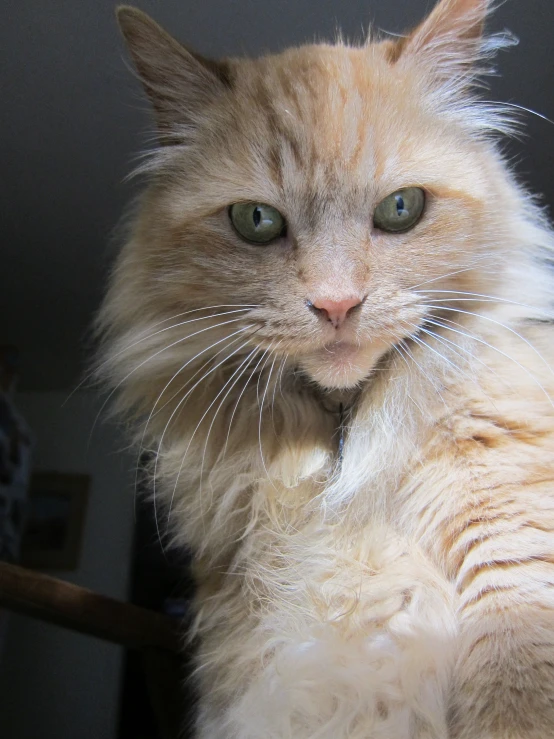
xmin=299 ymin=340 xmax=390 ymax=391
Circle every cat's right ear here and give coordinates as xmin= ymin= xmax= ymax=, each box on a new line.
xmin=116 ymin=6 xmax=231 ymax=140
xmin=383 ymin=0 xmax=498 ymax=75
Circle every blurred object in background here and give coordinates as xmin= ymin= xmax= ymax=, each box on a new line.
xmin=0 ymin=346 xmax=33 ymax=655
xmin=20 ymin=472 xmax=89 ymax=571
xmin=0 ymin=346 xmax=33 ymax=563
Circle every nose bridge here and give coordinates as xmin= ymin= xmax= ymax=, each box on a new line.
xmin=300 ymin=228 xmax=369 ymax=302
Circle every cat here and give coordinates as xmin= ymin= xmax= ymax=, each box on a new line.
xmin=98 ymin=0 xmax=554 ymax=736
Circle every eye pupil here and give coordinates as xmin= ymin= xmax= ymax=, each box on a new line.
xmin=253 ymin=207 xmax=261 ymax=228
xmin=395 ymin=195 xmax=406 ymax=217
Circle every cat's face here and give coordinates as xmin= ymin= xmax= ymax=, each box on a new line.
xmin=106 ymin=1 xmax=518 ymax=398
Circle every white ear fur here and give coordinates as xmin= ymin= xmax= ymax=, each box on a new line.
xmin=409 ymin=0 xmax=490 ymax=52
xmin=389 ymin=0 xmax=506 ymax=75
xmin=386 ymin=0 xmax=517 ymax=112
xmin=116 ymin=6 xmax=230 ymax=138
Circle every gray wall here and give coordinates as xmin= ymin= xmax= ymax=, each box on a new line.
xmin=0 ymin=391 xmax=135 ymax=739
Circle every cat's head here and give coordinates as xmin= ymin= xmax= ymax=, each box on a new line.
xmin=100 ymin=0 xmax=528 ymax=410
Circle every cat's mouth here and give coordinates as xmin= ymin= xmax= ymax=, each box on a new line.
xmin=299 ymin=339 xmax=390 ymax=390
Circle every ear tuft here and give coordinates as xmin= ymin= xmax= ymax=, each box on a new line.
xmin=386 ymin=0 xmax=515 ymax=85
xmin=412 ymin=0 xmax=490 ymax=49
xmin=116 ymin=6 xmax=230 ymax=139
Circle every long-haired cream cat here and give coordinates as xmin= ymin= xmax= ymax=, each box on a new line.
xmin=98 ymin=0 xmax=554 ymax=736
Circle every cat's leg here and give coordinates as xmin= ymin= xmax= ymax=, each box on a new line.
xmin=419 ymin=480 xmax=554 ymax=739
xmin=447 ymin=487 xmax=554 ymax=738
xmin=193 ymin=524 xmax=457 ymax=739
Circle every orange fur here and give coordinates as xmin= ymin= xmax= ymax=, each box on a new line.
xmin=98 ymin=1 xmax=554 ymax=736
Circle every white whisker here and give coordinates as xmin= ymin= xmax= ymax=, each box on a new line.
xmin=415 ymin=289 xmax=554 ymax=317
xmin=152 ymin=326 xmax=260 ymax=420
xmin=199 ymin=346 xmax=263 ymax=496
xmin=152 ymin=337 xmax=255 ymax=540
xmin=88 ymin=316 xmax=249 ymax=445
xmin=66 ymin=305 xmax=257 ymax=405
xmin=397 ymin=338 xmax=449 ymax=410
xmin=427 ymin=316 xmax=554 ymax=411
xmin=408 ymin=257 xmax=496 ymax=290
xmin=410 ymin=333 xmax=462 ymax=376
xmin=420 ymin=305 xmax=554 ymax=379
xmin=391 ymin=344 xmax=427 ymax=416
xmin=134 ymin=325 xmax=255 ymax=514
xmin=258 ymin=346 xmax=281 ymax=489
xmin=222 ymin=349 xmax=269 ymax=459
xmin=482 ymin=100 xmax=554 ymax=127
xmin=419 ymin=322 xmax=514 ymax=405
xmin=167 ymin=344 xmax=263 ymax=527
xmin=270 ymin=356 xmax=287 ymax=434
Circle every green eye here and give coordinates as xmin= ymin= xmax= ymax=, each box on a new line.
xmin=229 ymin=203 xmax=286 ymax=244
xmin=373 ymin=187 xmax=425 ymax=233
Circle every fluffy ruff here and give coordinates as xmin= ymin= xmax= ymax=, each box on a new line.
xmin=100 ymin=300 xmax=554 ymax=738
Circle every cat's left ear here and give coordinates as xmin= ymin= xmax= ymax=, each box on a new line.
xmin=116 ymin=6 xmax=231 ymax=141
xmin=388 ymin=0 xmax=493 ymax=71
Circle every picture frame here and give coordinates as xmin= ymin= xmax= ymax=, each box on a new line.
xmin=20 ymin=472 xmax=90 ymax=571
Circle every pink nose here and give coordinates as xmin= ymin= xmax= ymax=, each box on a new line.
xmin=309 ymin=296 xmax=363 ymax=328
